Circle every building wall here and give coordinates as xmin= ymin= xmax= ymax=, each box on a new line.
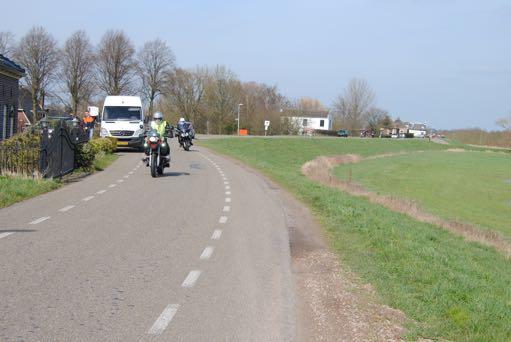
xmin=290 ymin=115 xmax=332 ymax=131
xmin=0 ymin=73 xmax=20 ymax=141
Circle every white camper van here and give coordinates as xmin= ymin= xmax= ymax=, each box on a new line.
xmin=99 ymin=96 xmax=145 ymax=149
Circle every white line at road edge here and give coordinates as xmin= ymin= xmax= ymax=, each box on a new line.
xmin=200 ymin=246 xmax=214 ymax=260
xmin=96 ymin=190 xmax=107 ymax=195
xmin=59 ymin=205 xmax=75 ymax=212
xmin=219 ymin=216 xmax=228 ymax=224
xmin=211 ymin=230 xmax=222 ymax=240
xmin=29 ymin=216 xmax=50 ymax=225
xmin=182 ymin=270 xmax=201 ymax=288
xmin=223 ymin=206 xmax=230 ymax=212
xmin=82 ymin=196 xmax=94 ymax=202
xmin=0 ymin=232 xmax=14 ymax=239
xmin=147 ymin=304 xmax=180 ymax=335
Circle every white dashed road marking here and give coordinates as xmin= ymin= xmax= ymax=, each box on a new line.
xmin=0 ymin=232 xmax=14 ymax=240
xmin=211 ymin=230 xmax=222 ymax=240
xmin=117 ymin=179 xmax=124 ymax=183
xmin=223 ymin=206 xmax=230 ymax=212
xmin=59 ymin=205 xmax=75 ymax=212
xmin=225 ymin=198 xmax=231 ymax=203
xmin=124 ymin=175 xmax=129 ymax=178
xmin=96 ymin=190 xmax=107 ymax=195
xmin=182 ymin=270 xmax=201 ymax=288
xmin=225 ymin=191 xmax=231 ymax=195
xmin=224 ymin=181 xmax=229 ymax=185
xmin=200 ymin=246 xmax=214 ymax=260
xmin=129 ymin=171 xmax=134 ymax=175
xmin=30 ymin=216 xmax=50 ymax=225
xmin=82 ymin=196 xmax=94 ymax=202
xmin=108 ymin=184 xmax=116 ymax=188
xmin=219 ymin=216 xmax=228 ymax=224
xmin=147 ymin=304 xmax=180 ymax=335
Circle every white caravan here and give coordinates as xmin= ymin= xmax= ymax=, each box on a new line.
xmin=100 ymin=96 xmax=145 ymax=149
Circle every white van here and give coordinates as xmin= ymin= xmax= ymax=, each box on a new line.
xmin=99 ymin=96 xmax=145 ymax=149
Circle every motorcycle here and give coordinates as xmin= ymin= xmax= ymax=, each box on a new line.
xmin=176 ymin=123 xmax=194 ymax=151
xmin=143 ymin=129 xmax=170 ymax=177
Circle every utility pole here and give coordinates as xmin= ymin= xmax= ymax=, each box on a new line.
xmin=237 ymin=103 xmax=243 ymax=135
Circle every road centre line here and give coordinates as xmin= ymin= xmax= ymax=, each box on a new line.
xmin=29 ymin=216 xmax=50 ymax=225
xmin=225 ymin=198 xmax=231 ymax=203
xmin=82 ymin=196 xmax=94 ymax=202
xmin=117 ymin=179 xmax=124 ymax=183
xmin=211 ymin=230 xmax=222 ymax=240
xmin=59 ymin=205 xmax=75 ymax=212
xmin=223 ymin=206 xmax=230 ymax=212
xmin=108 ymin=184 xmax=116 ymax=188
xmin=0 ymin=232 xmax=14 ymax=240
xmin=182 ymin=270 xmax=201 ymax=288
xmin=124 ymin=175 xmax=129 ymax=178
xmin=225 ymin=191 xmax=231 ymax=195
xmin=219 ymin=216 xmax=228 ymax=224
xmin=225 ymin=186 xmax=230 ymax=190
xmin=129 ymin=171 xmax=134 ymax=175
xmin=224 ymin=181 xmax=229 ymax=185
xmin=96 ymin=190 xmax=107 ymax=195
xmin=147 ymin=304 xmax=180 ymax=335
xmin=200 ymin=246 xmax=214 ymax=260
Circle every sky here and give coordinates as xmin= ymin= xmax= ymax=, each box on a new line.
xmin=1 ymin=0 xmax=510 ymax=130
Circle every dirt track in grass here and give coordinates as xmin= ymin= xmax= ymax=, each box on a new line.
xmin=301 ymin=153 xmax=511 ymax=258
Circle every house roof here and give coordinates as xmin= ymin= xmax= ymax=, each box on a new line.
xmin=0 ymin=54 xmax=25 ymax=77
xmin=18 ymin=88 xmax=43 ymax=123
xmin=288 ymin=110 xmax=330 ymax=119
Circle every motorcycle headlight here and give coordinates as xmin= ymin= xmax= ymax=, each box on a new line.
xmin=149 ymin=136 xmax=158 ymax=143
xmin=181 ymin=133 xmax=187 ymax=137
xmin=100 ymin=128 xmax=109 ymax=137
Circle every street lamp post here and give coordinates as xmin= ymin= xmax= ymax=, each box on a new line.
xmin=237 ymin=103 xmax=243 ymax=135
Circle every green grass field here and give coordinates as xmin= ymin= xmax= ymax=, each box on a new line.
xmin=0 ymin=176 xmax=61 ymax=208
xmin=335 ymin=150 xmax=511 ymax=237
xmin=199 ymin=137 xmax=511 ymax=341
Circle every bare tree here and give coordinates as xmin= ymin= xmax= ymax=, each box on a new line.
xmin=0 ymin=31 xmax=15 ymax=58
xmin=136 ymin=39 xmax=175 ymax=114
xmin=15 ymin=26 xmax=59 ymax=123
xmin=496 ymin=115 xmax=511 ymax=130
xmin=96 ymin=30 xmax=135 ymax=95
xmin=333 ymin=78 xmax=376 ymax=131
xmin=59 ymin=30 xmax=95 ymax=116
xmin=204 ymin=65 xmax=242 ymax=134
xmin=163 ymin=67 xmax=207 ymax=126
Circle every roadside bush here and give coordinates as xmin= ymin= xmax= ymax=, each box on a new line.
xmin=0 ymin=132 xmax=40 ymax=176
xmin=404 ymin=132 xmax=414 ymax=138
xmin=74 ymin=138 xmax=116 ymax=171
xmin=88 ymin=138 xmax=116 ymax=155
xmin=74 ymin=143 xmax=96 ymax=170
xmin=314 ymin=129 xmax=338 ymax=136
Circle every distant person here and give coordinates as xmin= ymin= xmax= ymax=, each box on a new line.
xmin=83 ymin=111 xmax=96 ymax=139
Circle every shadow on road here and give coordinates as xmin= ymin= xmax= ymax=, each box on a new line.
xmin=0 ymin=229 xmax=36 ymax=233
xmin=161 ymin=171 xmax=191 ymax=177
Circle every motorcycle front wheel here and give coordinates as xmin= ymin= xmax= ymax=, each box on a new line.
xmin=150 ymin=153 xmax=158 ymax=178
xmin=184 ymin=140 xmax=190 ymax=151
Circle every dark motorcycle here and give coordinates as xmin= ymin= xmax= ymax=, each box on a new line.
xmin=143 ymin=129 xmax=170 ymax=177
xmin=176 ymin=123 xmax=194 ymax=151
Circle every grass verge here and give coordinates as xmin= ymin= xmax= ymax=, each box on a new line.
xmin=0 ymin=176 xmax=60 ymax=209
xmin=199 ymin=137 xmax=511 ymax=340
xmin=334 ymin=150 xmax=511 ymax=237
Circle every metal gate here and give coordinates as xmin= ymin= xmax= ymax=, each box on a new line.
xmin=39 ymin=120 xmax=89 ymax=178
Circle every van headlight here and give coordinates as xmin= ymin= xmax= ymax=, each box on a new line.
xmin=100 ymin=128 xmax=109 ymax=137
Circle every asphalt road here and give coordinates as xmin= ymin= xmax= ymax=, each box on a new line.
xmin=0 ymin=139 xmax=296 ymax=341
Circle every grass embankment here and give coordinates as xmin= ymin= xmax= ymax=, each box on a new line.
xmin=199 ymin=137 xmax=511 ymax=340
xmin=0 ymin=176 xmax=60 ymax=208
xmin=335 ymin=151 xmax=511 ymax=237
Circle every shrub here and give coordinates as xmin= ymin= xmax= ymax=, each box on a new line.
xmin=0 ymin=132 xmax=40 ymax=176
xmin=404 ymin=132 xmax=414 ymax=138
xmin=74 ymin=143 xmax=96 ymax=170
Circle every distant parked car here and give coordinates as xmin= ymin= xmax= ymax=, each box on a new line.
xmin=337 ymin=129 xmax=350 ymax=137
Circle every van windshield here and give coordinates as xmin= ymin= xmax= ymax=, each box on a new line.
xmin=103 ymin=106 xmax=142 ymax=121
